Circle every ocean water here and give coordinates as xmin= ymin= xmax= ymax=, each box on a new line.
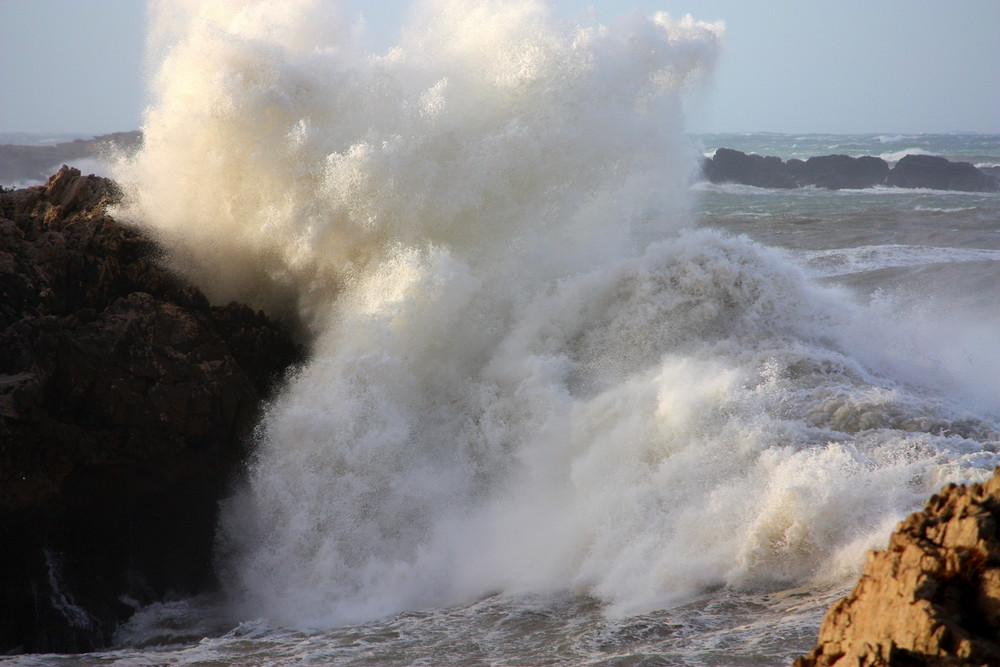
xmin=0 ymin=133 xmax=121 ymax=188
xmin=6 ymin=1 xmax=1000 ymax=665
xmin=696 ymin=132 xmax=1000 ymax=168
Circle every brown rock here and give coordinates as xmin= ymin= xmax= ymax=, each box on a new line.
xmin=793 ymin=469 xmax=1000 ymax=667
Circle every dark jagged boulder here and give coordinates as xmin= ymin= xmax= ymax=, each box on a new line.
xmin=788 ymin=154 xmax=890 ymax=190
xmin=793 ymin=468 xmax=1000 ymax=667
xmin=0 ymin=167 xmax=304 ymax=654
xmin=703 ymin=147 xmax=797 ymax=189
xmin=887 ymin=154 xmax=998 ymax=192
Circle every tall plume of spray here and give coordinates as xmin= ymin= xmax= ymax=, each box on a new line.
xmin=122 ymin=0 xmax=718 ymax=329
xmin=116 ymin=0 xmax=997 ymax=629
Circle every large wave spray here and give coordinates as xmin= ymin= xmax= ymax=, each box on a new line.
xmin=116 ymin=0 xmax=998 ymax=628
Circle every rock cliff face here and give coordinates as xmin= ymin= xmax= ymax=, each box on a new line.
xmin=793 ymin=469 xmax=1000 ymax=667
xmin=0 ymin=167 xmax=303 ymax=653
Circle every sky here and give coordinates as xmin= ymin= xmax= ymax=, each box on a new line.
xmin=1 ymin=0 xmax=998 ymax=136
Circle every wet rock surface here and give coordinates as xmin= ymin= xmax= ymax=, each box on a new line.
xmin=0 ymin=167 xmax=303 ymax=653
xmin=793 ymin=469 xmax=1000 ymax=667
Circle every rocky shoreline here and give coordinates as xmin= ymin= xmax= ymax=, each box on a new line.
xmin=793 ymin=468 xmax=1000 ymax=666
xmin=0 ymin=167 xmax=303 ymax=653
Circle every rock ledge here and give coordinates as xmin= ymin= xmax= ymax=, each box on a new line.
xmin=794 ymin=469 xmax=1000 ymax=667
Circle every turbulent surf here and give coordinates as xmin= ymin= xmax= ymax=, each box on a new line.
xmin=85 ymin=1 xmax=1000 ymax=664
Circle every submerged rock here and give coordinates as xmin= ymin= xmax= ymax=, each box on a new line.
xmin=0 ymin=167 xmax=303 ymax=653
xmin=793 ymin=468 xmax=1000 ymax=667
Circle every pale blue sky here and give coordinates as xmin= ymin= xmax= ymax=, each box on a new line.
xmin=1 ymin=0 xmax=998 ymax=135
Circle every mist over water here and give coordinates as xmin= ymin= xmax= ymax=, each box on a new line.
xmin=113 ymin=0 xmax=999 ymax=640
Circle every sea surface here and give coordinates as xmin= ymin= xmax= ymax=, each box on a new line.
xmin=5 ymin=2 xmax=1000 ymax=665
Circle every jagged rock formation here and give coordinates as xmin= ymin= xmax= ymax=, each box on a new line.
xmin=702 ymin=149 xmax=1000 ymax=192
xmin=0 ymin=132 xmax=141 ymax=185
xmin=0 ymin=167 xmax=304 ymax=653
xmin=793 ymin=469 xmax=1000 ymax=667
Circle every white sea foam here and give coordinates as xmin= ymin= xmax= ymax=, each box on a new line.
xmin=113 ymin=0 xmax=999 ymax=633
xmin=691 ymin=181 xmax=787 ymax=195
xmin=828 ymin=185 xmax=987 ymax=197
xmin=876 ymin=147 xmax=931 ymax=163
xmin=798 ymin=244 xmax=1000 ymax=277
xmin=913 ymin=205 xmax=980 ymax=212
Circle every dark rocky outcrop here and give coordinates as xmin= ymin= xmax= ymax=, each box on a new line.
xmin=787 ymin=154 xmax=890 ymax=190
xmin=0 ymin=132 xmax=141 ymax=185
xmin=702 ymin=149 xmax=999 ymax=192
xmin=0 ymin=167 xmax=304 ymax=654
xmin=702 ymin=147 xmax=799 ymax=189
xmin=793 ymin=469 xmax=1000 ymax=667
xmin=887 ymin=154 xmax=998 ymax=192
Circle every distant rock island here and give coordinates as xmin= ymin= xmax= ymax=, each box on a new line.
xmin=0 ymin=132 xmax=140 ymax=185
xmin=702 ymin=148 xmax=1000 ymax=192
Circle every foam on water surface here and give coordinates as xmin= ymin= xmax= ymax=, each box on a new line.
xmin=797 ymin=244 xmax=1000 ymax=277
